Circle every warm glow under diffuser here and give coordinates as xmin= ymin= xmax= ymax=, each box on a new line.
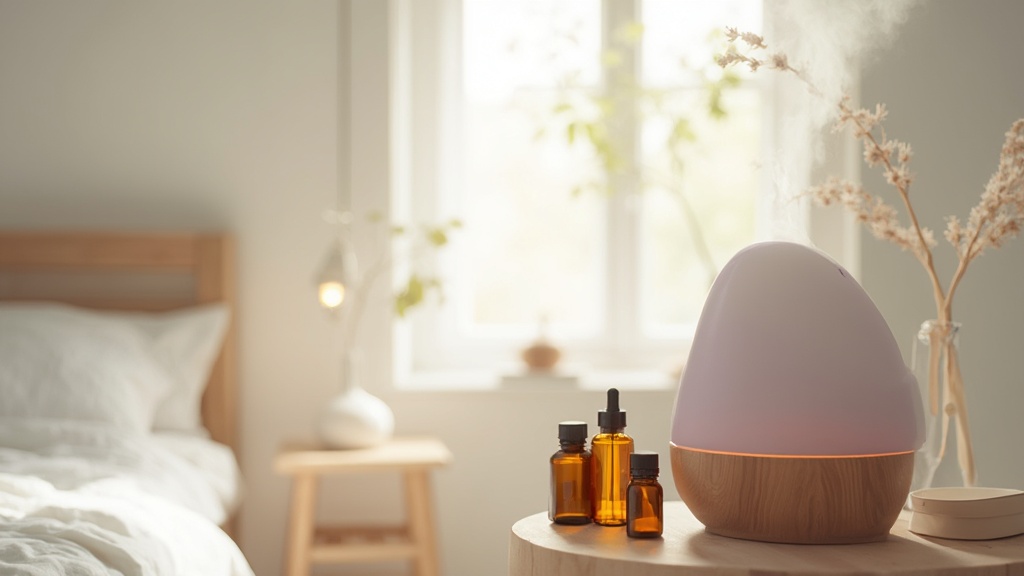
xmin=670 ymin=242 xmax=925 ymax=544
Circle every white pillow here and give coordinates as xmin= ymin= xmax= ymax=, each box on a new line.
xmin=113 ymin=304 xmax=230 ymax=433
xmin=0 ymin=303 xmax=230 ymax=435
xmin=0 ymin=305 xmax=172 ymax=433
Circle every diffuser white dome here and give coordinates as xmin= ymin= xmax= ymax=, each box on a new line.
xmin=671 ymin=241 xmax=924 ymax=456
xmin=670 ymin=242 xmax=925 ymax=544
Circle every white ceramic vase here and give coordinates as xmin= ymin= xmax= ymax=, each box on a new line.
xmin=318 ymin=349 xmax=394 ymax=449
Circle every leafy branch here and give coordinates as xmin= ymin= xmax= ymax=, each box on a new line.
xmin=329 ymin=212 xmax=461 ymax=352
xmin=539 ymin=23 xmax=742 ymax=286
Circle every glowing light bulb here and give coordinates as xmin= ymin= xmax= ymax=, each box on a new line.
xmin=315 ymin=235 xmax=357 ymax=312
xmin=318 ymin=281 xmax=346 ymax=309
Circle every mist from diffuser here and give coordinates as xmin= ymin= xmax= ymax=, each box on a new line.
xmin=670 ymin=241 xmax=924 ymax=544
xmin=314 ymin=222 xmax=395 ymax=450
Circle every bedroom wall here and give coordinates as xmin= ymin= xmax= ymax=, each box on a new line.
xmin=0 ymin=2 xmax=1021 ymax=576
xmin=859 ymin=1 xmax=1024 ymax=491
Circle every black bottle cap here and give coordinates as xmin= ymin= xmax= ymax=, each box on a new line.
xmin=597 ymin=388 xmax=626 ymax=430
xmin=558 ymin=421 xmax=588 ymax=443
xmin=630 ymin=451 xmax=659 ymax=475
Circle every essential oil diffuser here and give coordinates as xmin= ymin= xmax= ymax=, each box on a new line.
xmin=670 ymin=242 xmax=924 ymax=544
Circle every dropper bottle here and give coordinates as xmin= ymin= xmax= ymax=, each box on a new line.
xmin=591 ymin=388 xmax=633 ymax=526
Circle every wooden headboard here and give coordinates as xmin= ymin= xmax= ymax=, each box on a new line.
xmin=0 ymin=232 xmax=239 ymax=456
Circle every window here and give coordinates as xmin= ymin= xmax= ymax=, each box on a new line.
xmin=391 ymin=0 xmax=773 ymax=388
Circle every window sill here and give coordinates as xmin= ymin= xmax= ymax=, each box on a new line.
xmin=395 ymin=367 xmax=679 ymax=393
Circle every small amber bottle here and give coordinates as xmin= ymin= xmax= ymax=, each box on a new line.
xmin=591 ymin=388 xmax=633 ymax=526
xmin=549 ymin=421 xmax=592 ymax=525
xmin=626 ymin=451 xmax=663 ymax=538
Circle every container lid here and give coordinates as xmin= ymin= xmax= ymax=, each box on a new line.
xmin=630 ymin=451 xmax=659 ymax=474
xmin=909 ymin=487 xmax=1024 ymax=540
xmin=910 ymin=487 xmax=1024 ymax=518
xmin=558 ymin=421 xmax=588 ymax=443
xmin=670 ymin=242 xmax=924 ymax=456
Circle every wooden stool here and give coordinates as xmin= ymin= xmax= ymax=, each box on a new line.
xmin=275 ymin=437 xmax=452 ymax=576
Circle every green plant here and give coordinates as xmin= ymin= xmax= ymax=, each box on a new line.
xmin=537 ymin=23 xmax=742 ymax=286
xmin=327 ymin=211 xmax=461 ymax=349
xmin=388 ymin=217 xmax=463 ymax=317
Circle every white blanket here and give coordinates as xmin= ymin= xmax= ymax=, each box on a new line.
xmin=0 ymin=419 xmax=253 ymax=575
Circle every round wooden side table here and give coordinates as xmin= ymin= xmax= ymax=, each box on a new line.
xmin=509 ymin=501 xmax=1024 ymax=576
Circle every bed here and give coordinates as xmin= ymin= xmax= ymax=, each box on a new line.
xmin=0 ymin=231 xmax=252 ymax=575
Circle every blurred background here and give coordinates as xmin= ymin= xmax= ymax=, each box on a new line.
xmin=0 ymin=1 xmax=1021 ymax=574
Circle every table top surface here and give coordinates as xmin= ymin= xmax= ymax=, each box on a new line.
xmin=274 ymin=436 xmax=453 ymax=475
xmin=509 ymin=501 xmax=1024 ymax=576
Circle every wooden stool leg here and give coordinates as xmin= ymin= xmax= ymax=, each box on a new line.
xmin=285 ymin=474 xmax=318 ymax=576
xmin=405 ymin=469 xmax=440 ymax=576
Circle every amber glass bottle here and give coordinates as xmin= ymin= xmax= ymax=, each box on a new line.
xmin=549 ymin=421 xmax=592 ymax=524
xmin=627 ymin=451 xmax=663 ymax=538
xmin=591 ymin=388 xmax=633 ymax=526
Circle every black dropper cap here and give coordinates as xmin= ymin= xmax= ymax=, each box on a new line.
xmin=558 ymin=421 xmax=588 ymax=443
xmin=630 ymin=451 xmax=659 ymax=476
xmin=598 ymin=388 xmax=626 ymax=431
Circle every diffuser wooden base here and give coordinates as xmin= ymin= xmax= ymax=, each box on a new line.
xmin=670 ymin=443 xmax=914 ymax=544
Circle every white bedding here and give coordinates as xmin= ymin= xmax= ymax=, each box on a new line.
xmin=0 ymin=419 xmax=253 ymax=576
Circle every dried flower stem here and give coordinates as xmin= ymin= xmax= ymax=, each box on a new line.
xmin=720 ymin=30 xmax=1024 ymax=487
xmin=835 ymin=99 xmax=947 ymax=317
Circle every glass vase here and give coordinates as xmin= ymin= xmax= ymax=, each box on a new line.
xmin=909 ymin=320 xmax=977 ymax=498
